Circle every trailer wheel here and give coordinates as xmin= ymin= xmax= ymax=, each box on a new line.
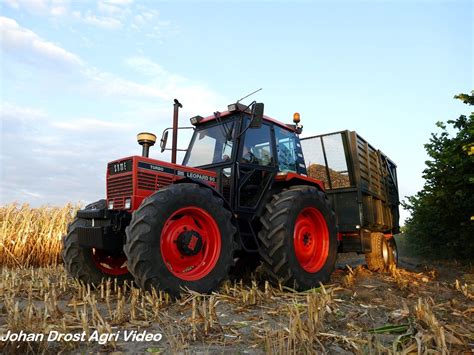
xmin=62 ymin=200 xmax=131 ymax=284
xmin=124 ymin=183 xmax=237 ymax=296
xmin=258 ymin=186 xmax=337 ymax=290
xmin=365 ymin=233 xmax=398 ymax=271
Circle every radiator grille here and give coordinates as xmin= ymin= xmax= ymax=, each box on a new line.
xmin=137 ymin=171 xmax=173 ymax=191
xmin=107 ymin=174 xmax=133 ymax=209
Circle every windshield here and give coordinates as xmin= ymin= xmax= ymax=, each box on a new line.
xmin=183 ymin=119 xmax=235 ymax=167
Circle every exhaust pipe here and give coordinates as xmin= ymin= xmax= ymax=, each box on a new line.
xmin=172 ymin=99 xmax=182 ymax=164
xmin=137 ymin=132 xmax=157 ymax=158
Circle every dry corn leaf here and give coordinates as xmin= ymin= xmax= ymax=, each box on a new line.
xmin=444 ymin=332 xmax=464 ymax=345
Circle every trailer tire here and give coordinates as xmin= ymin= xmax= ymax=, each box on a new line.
xmin=258 ymin=186 xmax=337 ymax=290
xmin=365 ymin=233 xmax=398 ymax=271
xmin=124 ymin=183 xmax=237 ymax=297
xmin=62 ymin=200 xmax=131 ymax=285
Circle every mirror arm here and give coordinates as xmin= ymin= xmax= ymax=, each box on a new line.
xmin=160 ymin=126 xmax=195 ymax=153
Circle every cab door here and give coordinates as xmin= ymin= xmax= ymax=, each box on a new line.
xmin=236 ymin=123 xmax=277 ymax=213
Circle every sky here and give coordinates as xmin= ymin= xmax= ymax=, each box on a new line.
xmin=0 ymin=0 xmax=472 ymax=224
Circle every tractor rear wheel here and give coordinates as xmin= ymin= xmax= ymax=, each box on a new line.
xmin=124 ymin=183 xmax=237 ymax=297
xmin=258 ymin=186 xmax=337 ymax=290
xmin=62 ymin=200 xmax=131 ymax=284
xmin=365 ymin=233 xmax=398 ymax=271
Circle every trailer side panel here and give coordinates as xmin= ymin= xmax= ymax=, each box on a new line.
xmin=301 ymin=130 xmax=400 ymax=252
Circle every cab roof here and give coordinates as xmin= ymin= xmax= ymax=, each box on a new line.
xmin=199 ymin=110 xmax=297 ymax=132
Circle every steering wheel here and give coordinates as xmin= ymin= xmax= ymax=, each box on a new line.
xmin=242 ymin=151 xmax=259 ymax=164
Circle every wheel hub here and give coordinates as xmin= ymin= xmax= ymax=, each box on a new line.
xmin=176 ymin=230 xmax=203 ymax=256
xmin=303 ymin=232 xmax=312 ymax=246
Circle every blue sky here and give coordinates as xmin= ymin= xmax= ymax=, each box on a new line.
xmin=0 ymin=0 xmax=472 ymax=223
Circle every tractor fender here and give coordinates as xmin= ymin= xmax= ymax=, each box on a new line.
xmin=274 ymin=172 xmax=326 ymax=192
xmin=174 ymin=177 xmax=235 ymax=215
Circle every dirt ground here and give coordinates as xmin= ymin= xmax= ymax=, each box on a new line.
xmin=1 ymin=236 xmax=473 ymax=354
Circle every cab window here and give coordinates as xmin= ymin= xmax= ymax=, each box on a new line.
xmin=240 ymin=124 xmax=274 ymax=166
xmin=275 ymin=126 xmax=297 ymax=172
xmin=184 ymin=119 xmax=235 ymax=167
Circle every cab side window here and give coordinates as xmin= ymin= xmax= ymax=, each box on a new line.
xmin=275 ymin=126 xmax=297 ymax=172
xmin=240 ymin=124 xmax=274 ymax=166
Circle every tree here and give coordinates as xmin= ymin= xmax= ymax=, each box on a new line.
xmin=402 ymin=91 xmax=474 ymax=260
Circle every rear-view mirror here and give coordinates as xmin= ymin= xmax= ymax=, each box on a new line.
xmin=160 ymin=130 xmax=169 ymax=152
xmin=250 ymin=103 xmax=264 ymax=129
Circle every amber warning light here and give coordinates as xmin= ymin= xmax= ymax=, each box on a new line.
xmin=293 ymin=112 xmax=301 ymax=124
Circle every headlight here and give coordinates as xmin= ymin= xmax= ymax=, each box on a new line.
xmin=190 ymin=115 xmax=203 ymax=126
xmin=124 ymin=198 xmax=131 ymax=210
xmin=108 ymin=200 xmax=114 ymax=210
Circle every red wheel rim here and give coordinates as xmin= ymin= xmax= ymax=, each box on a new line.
xmin=293 ymin=207 xmax=329 ymax=273
xmin=91 ymin=249 xmax=128 ymax=276
xmin=160 ymin=207 xmax=221 ymax=281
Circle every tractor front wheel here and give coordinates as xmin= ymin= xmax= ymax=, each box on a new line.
xmin=124 ymin=183 xmax=237 ymax=296
xmin=62 ymin=200 xmax=131 ymax=284
xmin=258 ymin=186 xmax=338 ymax=290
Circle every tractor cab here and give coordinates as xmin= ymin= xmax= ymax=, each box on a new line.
xmin=179 ymin=103 xmax=310 ymax=216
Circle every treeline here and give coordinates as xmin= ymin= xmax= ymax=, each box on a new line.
xmin=402 ymin=91 xmax=474 ymax=260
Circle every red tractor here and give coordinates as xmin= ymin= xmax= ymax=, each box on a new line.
xmin=63 ymin=99 xmax=399 ymax=296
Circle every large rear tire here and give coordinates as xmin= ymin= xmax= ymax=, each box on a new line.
xmin=365 ymin=232 xmax=398 ymax=271
xmin=258 ymin=186 xmax=338 ymax=290
xmin=124 ymin=183 xmax=237 ymax=297
xmin=62 ymin=200 xmax=131 ymax=284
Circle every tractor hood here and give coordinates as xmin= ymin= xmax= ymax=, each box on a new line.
xmin=106 ymin=156 xmax=217 ymax=211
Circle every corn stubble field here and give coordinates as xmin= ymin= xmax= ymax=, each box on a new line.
xmin=0 ymin=205 xmax=473 ymax=354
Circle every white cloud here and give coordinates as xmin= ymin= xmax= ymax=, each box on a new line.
xmin=2 ymin=17 xmax=220 ymax=110
xmin=19 ymin=189 xmax=42 ymax=199
xmin=130 ymin=8 xmax=165 ymax=37
xmin=0 ymin=102 xmax=48 ymax=122
xmin=50 ymin=6 xmax=67 ymax=16
xmin=80 ymin=13 xmax=122 ymax=30
xmin=3 ymin=0 xmax=20 ymax=9
xmin=0 ymin=16 xmax=82 ymax=67
xmin=142 ymin=10 xmax=158 ymax=21
xmin=97 ymin=1 xmax=123 ymax=15
xmin=133 ymin=14 xmax=145 ymax=26
xmin=52 ymin=118 xmax=133 ymax=132
xmin=80 ymin=66 xmax=168 ymax=100
xmin=0 ymin=103 xmax=137 ymax=205
xmin=124 ymin=56 xmax=167 ymax=77
xmin=3 ymin=0 xmax=133 ymax=31
xmin=124 ymin=55 xmax=226 ymax=114
xmin=104 ymin=0 xmax=133 ymax=5
xmin=1 ymin=17 xmax=163 ymax=99
xmin=3 ymin=0 xmax=172 ymax=39
xmin=3 ymin=0 xmax=69 ymax=15
xmin=0 ymin=100 xmax=188 ymax=206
